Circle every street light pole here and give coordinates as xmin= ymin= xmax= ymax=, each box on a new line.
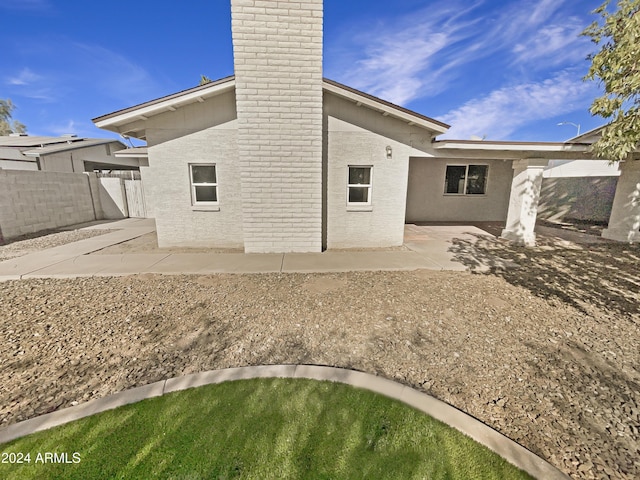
xmin=557 ymin=121 xmax=581 ymax=137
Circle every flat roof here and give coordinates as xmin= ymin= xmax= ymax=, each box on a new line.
xmin=0 ymin=135 xmax=84 ymax=148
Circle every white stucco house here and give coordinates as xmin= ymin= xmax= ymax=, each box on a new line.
xmin=93 ymin=0 xmax=640 ymax=251
xmin=0 ymin=134 xmax=137 ymax=172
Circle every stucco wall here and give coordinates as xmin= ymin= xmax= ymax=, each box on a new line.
xmin=326 ymin=116 xmax=412 ymax=249
xmin=0 ymin=169 xmax=98 ymax=241
xmin=405 ymin=157 xmax=513 ymax=222
xmin=144 ymin=122 xmax=244 ymax=249
xmin=39 ymin=152 xmax=85 ymax=172
xmin=324 ymin=93 xmax=441 ymax=249
xmin=145 ymin=91 xmax=238 ymax=147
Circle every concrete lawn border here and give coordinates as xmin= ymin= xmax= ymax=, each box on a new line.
xmin=0 ymin=365 xmax=569 ymax=479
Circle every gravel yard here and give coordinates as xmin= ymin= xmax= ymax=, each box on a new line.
xmin=0 ymin=229 xmax=113 ymax=261
xmin=0 ymin=229 xmax=638 ymax=479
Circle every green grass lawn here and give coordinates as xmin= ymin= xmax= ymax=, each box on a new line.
xmin=0 ymin=378 xmax=533 ymax=479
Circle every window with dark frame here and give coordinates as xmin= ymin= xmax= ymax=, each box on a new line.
xmin=347 ymin=166 xmax=372 ymax=204
xmin=444 ymin=165 xmax=488 ymax=195
xmin=190 ymin=164 xmax=218 ymax=205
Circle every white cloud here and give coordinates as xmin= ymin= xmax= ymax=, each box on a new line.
xmin=5 ymin=67 xmax=55 ymax=101
xmin=497 ymin=0 xmax=566 ymax=44
xmin=4 ymin=39 xmax=158 ymax=106
xmin=327 ymin=0 xmax=591 ymax=107
xmin=335 ymin=2 xmax=485 ymax=105
xmin=511 ymin=18 xmax=592 ymax=66
xmin=6 ymin=67 xmax=42 ymax=86
xmin=438 ymin=70 xmax=597 ymax=140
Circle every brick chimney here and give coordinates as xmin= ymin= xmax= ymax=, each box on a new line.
xmin=231 ymin=0 xmax=323 ymax=253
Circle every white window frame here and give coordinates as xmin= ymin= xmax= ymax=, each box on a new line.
xmin=347 ymin=165 xmax=373 ymax=207
xmin=189 ymin=163 xmax=218 ymax=206
xmin=443 ymin=164 xmax=488 ymax=196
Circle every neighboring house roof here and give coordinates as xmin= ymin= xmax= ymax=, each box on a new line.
xmin=0 ymin=135 xmax=124 ymax=152
xmin=0 ymin=147 xmax=31 ymax=161
xmin=93 ymin=76 xmax=450 ymax=140
xmin=22 ymin=139 xmax=124 ymax=157
xmin=0 ymin=135 xmax=131 ymax=171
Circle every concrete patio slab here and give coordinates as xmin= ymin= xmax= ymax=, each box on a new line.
xmin=405 ymin=241 xmax=470 ymax=271
xmin=404 ymin=224 xmax=517 ymax=272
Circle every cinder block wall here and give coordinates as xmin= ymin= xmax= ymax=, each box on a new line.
xmin=231 ymin=0 xmax=324 ymax=253
xmin=537 ymin=176 xmax=617 ymax=223
xmin=0 ymin=169 xmax=98 ymax=241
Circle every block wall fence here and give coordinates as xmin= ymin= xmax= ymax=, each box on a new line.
xmin=0 ymin=169 xmax=131 ymax=243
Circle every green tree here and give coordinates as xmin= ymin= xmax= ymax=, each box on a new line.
xmin=0 ymin=99 xmax=27 ymax=135
xmin=583 ymin=0 xmax=640 ymax=161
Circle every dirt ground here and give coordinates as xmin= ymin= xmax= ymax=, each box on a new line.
xmin=0 ymin=228 xmax=639 ymax=479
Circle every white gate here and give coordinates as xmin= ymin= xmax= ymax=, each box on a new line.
xmin=124 ymin=179 xmax=147 ymax=218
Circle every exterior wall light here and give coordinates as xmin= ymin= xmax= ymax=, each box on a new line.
xmin=386 ymin=145 xmax=392 ymax=159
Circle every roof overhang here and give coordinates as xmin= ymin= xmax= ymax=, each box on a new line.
xmin=92 ymin=76 xmax=236 ymax=140
xmin=322 ymin=79 xmax=449 ymax=135
xmin=93 ymin=75 xmax=451 ymax=141
xmin=432 ymin=140 xmax=595 ymax=160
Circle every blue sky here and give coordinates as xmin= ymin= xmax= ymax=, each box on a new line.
xmin=0 ymin=0 xmax=605 ymax=143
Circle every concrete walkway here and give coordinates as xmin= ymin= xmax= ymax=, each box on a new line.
xmin=0 ymin=219 xmax=515 ymax=280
